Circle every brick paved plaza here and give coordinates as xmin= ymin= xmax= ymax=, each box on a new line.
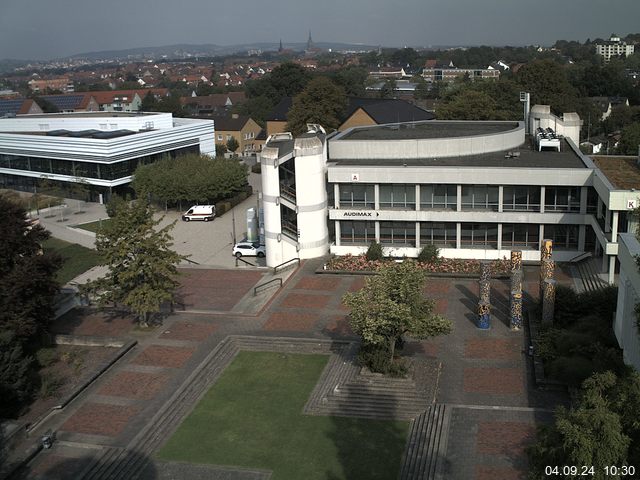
xmin=23 ymin=260 xmax=570 ymax=480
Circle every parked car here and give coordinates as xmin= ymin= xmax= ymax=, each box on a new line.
xmin=232 ymin=241 xmax=265 ymax=258
xmin=182 ymin=205 xmax=216 ymax=222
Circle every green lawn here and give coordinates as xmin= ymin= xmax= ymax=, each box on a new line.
xmin=158 ymin=351 xmax=409 ymax=480
xmin=43 ymin=238 xmax=102 ymax=284
xmin=74 ymin=218 xmax=111 ymax=233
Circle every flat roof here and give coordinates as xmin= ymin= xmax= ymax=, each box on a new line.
xmin=339 ymin=121 xmax=519 ymax=141
xmin=330 ymin=137 xmax=587 ymax=169
xmin=10 ymin=112 xmax=158 ymax=119
xmin=592 ymin=156 xmax=640 ymax=190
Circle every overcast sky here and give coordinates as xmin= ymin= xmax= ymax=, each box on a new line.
xmin=0 ymin=0 xmax=639 ymax=60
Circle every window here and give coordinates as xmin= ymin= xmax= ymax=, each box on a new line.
xmin=461 ymin=186 xmax=499 ymax=211
xmin=340 ymin=221 xmax=376 ymax=245
xmin=379 ymin=222 xmax=416 ymax=246
xmin=502 ymin=186 xmax=541 ymax=211
xmin=502 ymin=224 xmax=539 ymax=249
xmin=544 ymin=187 xmax=580 ymax=212
xmin=420 ymin=185 xmax=456 ymax=210
xmin=460 ymin=223 xmax=498 ymax=248
xmin=226 ymin=135 xmax=232 ymax=141
xmin=217 ymin=134 xmax=223 ymax=141
xmin=544 ymin=224 xmax=578 ymax=250
xmin=379 ymin=184 xmax=416 ymax=209
xmin=421 ymin=222 xmax=456 ymax=247
xmin=339 ymin=184 xmax=374 ymax=209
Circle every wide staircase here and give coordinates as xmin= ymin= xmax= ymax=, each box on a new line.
xmin=399 ymin=404 xmax=450 ymax=480
xmin=572 ymin=254 xmax=608 ymax=293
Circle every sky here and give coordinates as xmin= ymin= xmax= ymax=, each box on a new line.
xmin=0 ymin=0 xmax=639 ymax=60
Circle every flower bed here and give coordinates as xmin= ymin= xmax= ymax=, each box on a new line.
xmin=325 ymin=254 xmax=511 ymax=276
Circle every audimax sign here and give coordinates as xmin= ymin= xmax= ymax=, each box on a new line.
xmin=342 ymin=211 xmax=380 ymax=217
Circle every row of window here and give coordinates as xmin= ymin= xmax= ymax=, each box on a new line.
xmin=337 ymin=184 xmax=594 ymax=213
xmin=0 ymin=146 xmax=199 ymax=181
xmin=339 ymin=221 xmax=581 ymax=250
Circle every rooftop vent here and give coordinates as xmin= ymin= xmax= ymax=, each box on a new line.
xmin=504 ymin=151 xmax=521 ymax=159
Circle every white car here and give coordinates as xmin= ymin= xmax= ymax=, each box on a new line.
xmin=232 ymin=241 xmax=265 ymax=258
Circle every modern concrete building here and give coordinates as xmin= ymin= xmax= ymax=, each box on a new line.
xmin=596 ymin=34 xmax=635 ymax=63
xmin=0 ymin=111 xmax=214 ymax=202
xmin=260 ymin=107 xmax=640 ymax=283
xmin=421 ymin=66 xmax=500 ymax=83
xmin=614 ymin=233 xmax=640 ymax=371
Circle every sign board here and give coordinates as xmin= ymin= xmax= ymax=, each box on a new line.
xmin=342 ymin=211 xmax=379 ymax=218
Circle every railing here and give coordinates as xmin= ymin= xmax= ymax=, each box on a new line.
xmin=568 ymin=251 xmax=592 ymax=263
xmin=274 ymin=257 xmax=300 ymax=275
xmin=254 ymin=278 xmax=283 ymax=296
xmin=235 ymin=256 xmax=255 ymax=267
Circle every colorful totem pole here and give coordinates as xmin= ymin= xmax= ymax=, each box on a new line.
xmin=477 ymin=261 xmax=491 ymax=329
xmin=510 ymin=250 xmax=524 ymax=330
xmin=539 ymin=239 xmax=554 ymax=303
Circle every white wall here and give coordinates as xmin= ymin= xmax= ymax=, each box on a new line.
xmin=614 ymin=233 xmax=640 ymax=371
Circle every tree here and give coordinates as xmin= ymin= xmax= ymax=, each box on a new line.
xmin=0 ymin=195 xmax=61 ymax=340
xmin=379 ymin=78 xmax=397 ymax=99
xmin=515 ymin=59 xmax=579 ymax=114
xmin=528 ymin=371 xmax=631 ymax=479
xmin=139 ymin=91 xmax=158 ymax=111
xmin=437 ymin=89 xmax=500 ymax=120
xmin=617 ymin=123 xmax=640 ymax=155
xmin=286 ymin=77 xmax=347 ymax=135
xmin=343 ymin=261 xmax=453 ymax=367
xmin=333 ymin=65 xmax=368 ymax=97
xmin=226 ymin=136 xmax=239 ymax=153
xmin=0 ymin=330 xmax=33 ymax=418
xmin=83 ymin=200 xmax=186 ymax=326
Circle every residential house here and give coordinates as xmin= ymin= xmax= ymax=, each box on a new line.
xmin=28 ymin=77 xmax=74 ymax=93
xmin=91 ymin=89 xmax=169 ymax=112
xmin=181 ymin=93 xmax=246 ymax=116
xmin=589 ymin=96 xmax=630 ymax=121
xmin=211 ymin=114 xmax=263 ymax=155
xmin=38 ymin=93 xmax=100 ymax=112
xmin=0 ymin=99 xmax=43 ymax=116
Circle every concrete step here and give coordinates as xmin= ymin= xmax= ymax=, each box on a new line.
xmin=399 ymin=404 xmax=449 ymax=480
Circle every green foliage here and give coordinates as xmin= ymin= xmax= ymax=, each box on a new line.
xmin=83 ymin=200 xmax=186 ymax=326
xmin=378 ymin=78 xmax=397 ymax=99
xmin=38 ymin=373 xmax=64 ymax=399
xmin=35 ymin=347 xmax=59 ymax=368
xmin=437 ymin=79 xmax=522 ymax=120
xmin=0 ymin=331 xmax=34 ymax=418
xmin=132 ymin=154 xmax=248 ymax=206
xmin=105 ymin=194 xmax=127 ymax=218
xmin=139 ymin=91 xmax=158 ymax=111
xmin=286 ymin=77 xmax=347 ymax=135
xmin=332 ymin=65 xmax=368 ymax=97
xmin=365 ymin=241 xmax=384 ymax=261
xmin=0 ymin=195 xmax=61 ymax=341
xmin=617 ymin=123 xmax=640 ymax=155
xmin=358 ymin=342 xmax=408 ymax=377
xmin=536 ymin=286 xmax=622 ymax=386
xmin=226 ymin=136 xmax=239 ymax=153
xmin=516 ymin=59 xmax=579 ymax=114
xmin=343 ymin=261 xmax=453 ymax=370
xmin=417 ymin=244 xmax=440 ymax=263
xmin=528 ymin=371 xmax=636 ymax=479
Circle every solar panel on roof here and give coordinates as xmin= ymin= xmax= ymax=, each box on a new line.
xmin=0 ymin=99 xmax=25 ymax=115
xmin=69 ymin=129 xmax=100 ymax=137
xmin=41 ymin=95 xmax=84 ymax=110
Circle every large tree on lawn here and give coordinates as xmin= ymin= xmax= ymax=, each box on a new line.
xmin=84 ymin=200 xmax=186 ymax=326
xmin=343 ymin=261 xmax=452 ymax=365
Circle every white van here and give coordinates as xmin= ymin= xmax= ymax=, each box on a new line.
xmin=182 ymin=205 xmax=216 ymax=222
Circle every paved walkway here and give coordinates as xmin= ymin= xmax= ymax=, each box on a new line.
xmin=15 ymin=260 xmax=571 ymax=480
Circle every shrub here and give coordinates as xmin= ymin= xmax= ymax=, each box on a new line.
xmin=251 ymin=163 xmax=262 ymax=174
xmin=546 ymin=356 xmax=595 ymax=386
xmin=365 ymin=241 xmax=384 ymax=261
xmin=38 ymin=373 xmax=64 ymax=399
xmin=357 ymin=342 xmax=409 ymax=377
xmin=417 ymin=244 xmax=440 ymax=263
xmin=36 ymin=347 xmax=59 ymax=368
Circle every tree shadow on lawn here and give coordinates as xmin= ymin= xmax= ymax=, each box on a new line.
xmin=320 ymin=346 xmax=415 ymax=480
